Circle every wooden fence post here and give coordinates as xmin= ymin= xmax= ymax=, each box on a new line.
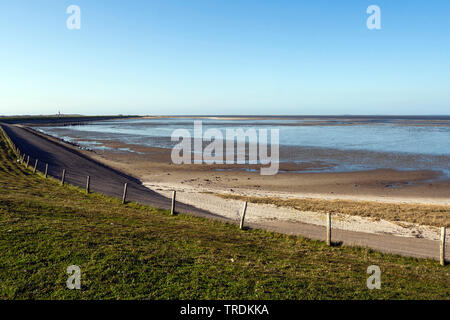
xmin=26 ymin=155 xmax=30 ymax=168
xmin=33 ymin=159 xmax=38 ymax=174
xmin=326 ymin=212 xmax=331 ymax=246
xmin=240 ymin=201 xmax=248 ymax=230
xmin=22 ymin=154 xmax=25 ymax=164
xmin=44 ymin=163 xmax=48 ymax=178
xmin=61 ymin=169 xmax=66 ymax=185
xmin=86 ymin=176 xmax=90 ymax=194
xmin=122 ymin=183 xmax=128 ymax=204
xmin=441 ymin=227 xmax=446 ymax=266
xmin=171 ymin=191 xmax=176 ymax=215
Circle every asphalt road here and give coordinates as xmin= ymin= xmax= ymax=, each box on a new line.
xmin=1 ymin=123 xmax=227 ymax=221
xmin=2 ymin=123 xmax=448 ymax=262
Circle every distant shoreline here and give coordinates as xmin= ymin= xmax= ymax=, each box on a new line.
xmin=3 ymin=114 xmax=450 ymax=125
xmin=142 ymin=115 xmax=450 ymax=119
xmin=0 ymin=115 xmax=140 ymax=126
xmin=3 ymin=114 xmax=450 ymax=131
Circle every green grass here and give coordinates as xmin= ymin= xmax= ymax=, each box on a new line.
xmin=0 ymin=132 xmax=448 ymax=300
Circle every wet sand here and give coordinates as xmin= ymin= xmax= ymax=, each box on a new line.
xmin=78 ymin=139 xmax=450 ymax=204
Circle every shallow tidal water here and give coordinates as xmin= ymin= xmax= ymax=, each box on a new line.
xmin=36 ymin=117 xmax=450 ymax=176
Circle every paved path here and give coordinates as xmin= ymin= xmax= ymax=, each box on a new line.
xmin=1 ymin=124 xmax=227 ymax=221
xmin=2 ymin=123 xmax=448 ymax=262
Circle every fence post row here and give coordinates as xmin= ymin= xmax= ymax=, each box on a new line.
xmin=122 ymin=183 xmax=128 ymax=204
xmin=441 ymin=227 xmax=447 ymax=266
xmin=171 ymin=191 xmax=176 ymax=215
xmin=86 ymin=176 xmax=90 ymax=194
xmin=33 ymin=159 xmax=38 ymax=174
xmin=326 ymin=212 xmax=332 ymax=246
xmin=61 ymin=169 xmax=66 ymax=185
xmin=240 ymin=201 xmax=248 ymax=230
xmin=1 ymin=127 xmax=448 ymax=267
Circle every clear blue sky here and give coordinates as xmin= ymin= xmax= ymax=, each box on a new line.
xmin=1 ymin=0 xmax=449 ymax=116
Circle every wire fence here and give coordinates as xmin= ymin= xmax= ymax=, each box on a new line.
xmin=0 ymin=125 xmax=447 ymax=266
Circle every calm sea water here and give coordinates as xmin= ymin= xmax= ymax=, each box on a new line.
xmin=36 ymin=117 xmax=450 ymax=175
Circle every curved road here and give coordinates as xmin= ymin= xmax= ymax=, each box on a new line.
xmin=1 ymin=123 xmax=228 ymax=222
xmin=1 ymin=123 xmax=448 ymax=262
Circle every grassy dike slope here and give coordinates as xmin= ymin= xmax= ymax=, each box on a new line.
xmin=0 ymin=133 xmax=448 ymax=299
